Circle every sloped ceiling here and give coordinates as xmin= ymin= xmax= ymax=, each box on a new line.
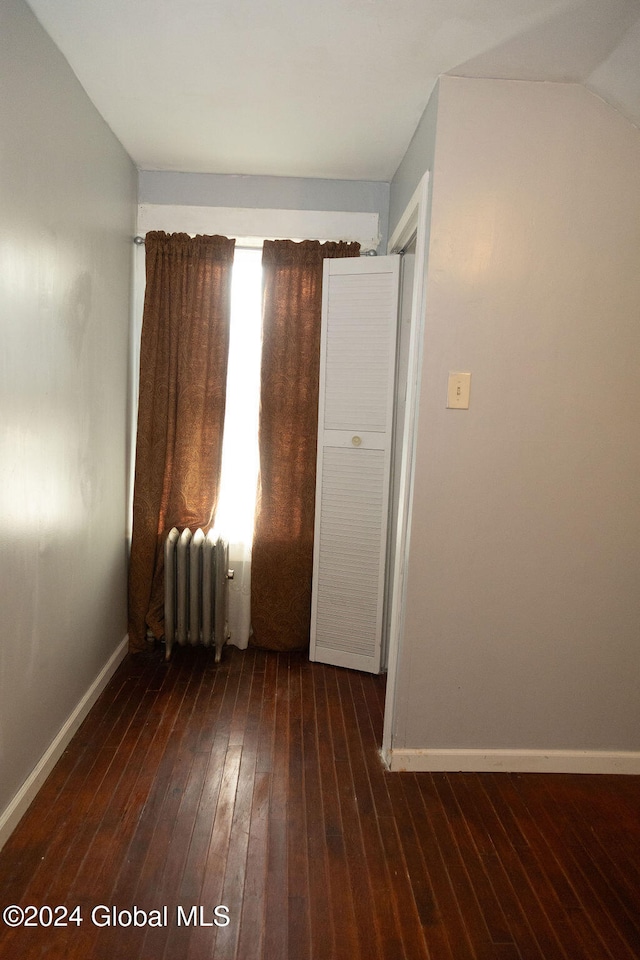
xmin=25 ymin=0 xmax=640 ymax=181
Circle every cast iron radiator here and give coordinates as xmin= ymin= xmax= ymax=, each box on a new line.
xmin=164 ymin=527 xmax=233 ymax=662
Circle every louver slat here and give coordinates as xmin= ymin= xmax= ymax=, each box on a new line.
xmin=316 ymin=447 xmax=385 ymax=658
xmin=310 ymin=256 xmax=400 ymax=674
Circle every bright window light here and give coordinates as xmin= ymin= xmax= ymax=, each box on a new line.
xmin=213 ymin=247 xmax=263 ymax=545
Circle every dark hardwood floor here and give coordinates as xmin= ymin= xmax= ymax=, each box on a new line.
xmin=1 ymin=644 xmax=639 ymax=959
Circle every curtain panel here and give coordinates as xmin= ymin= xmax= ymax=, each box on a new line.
xmin=128 ymin=231 xmax=235 ymax=651
xmin=251 ymin=239 xmax=360 ymax=652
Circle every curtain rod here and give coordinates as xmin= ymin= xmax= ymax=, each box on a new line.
xmin=133 ymin=235 xmax=377 ymax=254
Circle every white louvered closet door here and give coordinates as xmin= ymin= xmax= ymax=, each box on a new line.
xmin=310 ymin=255 xmax=400 ymax=673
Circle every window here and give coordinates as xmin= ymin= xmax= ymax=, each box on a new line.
xmin=213 ymin=246 xmax=263 ymax=547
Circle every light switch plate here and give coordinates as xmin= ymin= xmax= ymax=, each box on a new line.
xmin=447 ymin=372 xmax=471 ymax=409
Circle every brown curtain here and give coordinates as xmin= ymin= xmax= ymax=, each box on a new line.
xmin=128 ymin=231 xmax=235 ymax=651
xmin=251 ymin=239 xmax=360 ymax=651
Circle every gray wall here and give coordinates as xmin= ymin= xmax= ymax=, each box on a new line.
xmin=392 ymin=76 xmax=640 ymax=756
xmin=139 ymin=170 xmax=391 ymax=252
xmin=0 ymin=0 xmax=136 ymax=826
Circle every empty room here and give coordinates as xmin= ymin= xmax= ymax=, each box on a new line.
xmin=1 ymin=0 xmax=640 ymax=957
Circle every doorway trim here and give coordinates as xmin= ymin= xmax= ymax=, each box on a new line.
xmin=381 ymin=171 xmax=431 ymax=766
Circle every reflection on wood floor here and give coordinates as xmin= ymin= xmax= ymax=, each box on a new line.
xmin=1 ymin=644 xmax=639 ymax=959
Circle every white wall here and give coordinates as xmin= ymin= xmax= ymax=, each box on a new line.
xmin=139 ymin=170 xmax=390 ymax=252
xmin=390 ymin=76 xmax=640 ymax=770
xmin=0 ymin=0 xmax=136 ymax=839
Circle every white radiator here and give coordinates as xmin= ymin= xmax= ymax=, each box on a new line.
xmin=164 ymin=527 xmax=233 ymax=662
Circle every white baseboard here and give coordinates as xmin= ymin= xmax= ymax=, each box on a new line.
xmin=0 ymin=636 xmax=129 ymax=852
xmin=385 ymin=747 xmax=640 ymax=775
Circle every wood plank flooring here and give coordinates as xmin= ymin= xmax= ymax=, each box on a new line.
xmin=1 ymin=645 xmax=639 ymax=959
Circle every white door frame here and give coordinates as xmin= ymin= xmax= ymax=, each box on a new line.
xmin=381 ymin=172 xmax=431 ymax=765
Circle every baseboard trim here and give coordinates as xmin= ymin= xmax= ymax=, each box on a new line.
xmin=0 ymin=636 xmax=129 ymax=852
xmin=386 ymin=747 xmax=640 ymax=775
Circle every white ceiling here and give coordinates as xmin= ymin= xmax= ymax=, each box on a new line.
xmin=26 ymin=0 xmax=640 ymax=181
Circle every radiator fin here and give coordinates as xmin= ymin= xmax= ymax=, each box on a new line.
xmin=164 ymin=527 xmax=229 ymax=662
